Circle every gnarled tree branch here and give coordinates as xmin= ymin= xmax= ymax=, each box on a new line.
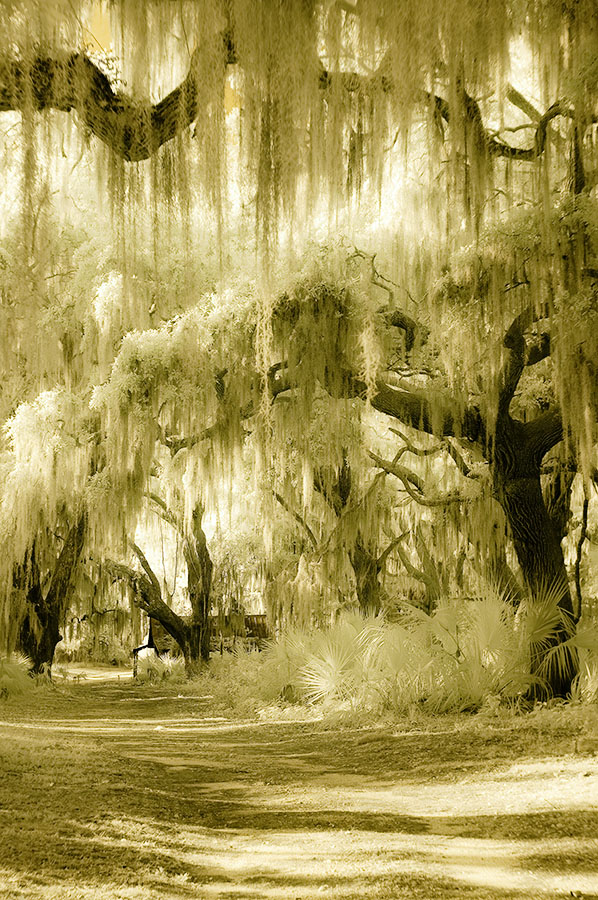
xmin=273 ymin=490 xmax=318 ymax=548
xmin=1 ymin=31 xmax=584 ymax=170
xmin=0 ymin=32 xmax=234 ymax=161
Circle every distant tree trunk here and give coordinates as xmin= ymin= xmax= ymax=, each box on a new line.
xmin=314 ymin=457 xmax=383 ymax=614
xmin=110 ymin=498 xmax=214 ymax=677
xmin=18 ymin=514 xmax=86 ymax=674
xmin=149 ymin=496 xmax=213 ymax=671
xmin=183 ymin=504 xmax=213 ymax=668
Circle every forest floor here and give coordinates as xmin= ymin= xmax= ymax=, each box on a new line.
xmin=0 ymin=672 xmax=597 ymax=900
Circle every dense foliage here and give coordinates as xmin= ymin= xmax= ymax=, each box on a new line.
xmin=1 ymin=1 xmax=598 ymax=699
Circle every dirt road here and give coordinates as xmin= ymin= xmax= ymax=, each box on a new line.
xmin=0 ymin=681 xmax=597 ymax=899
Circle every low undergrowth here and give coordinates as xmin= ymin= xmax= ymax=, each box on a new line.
xmin=180 ymin=601 xmax=598 ymax=721
xmin=0 ymin=653 xmax=45 ymax=699
xmin=135 ymin=653 xmax=187 ymax=684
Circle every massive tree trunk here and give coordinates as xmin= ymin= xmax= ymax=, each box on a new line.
xmin=18 ymin=513 xmax=86 ymax=674
xmin=492 ymin=416 xmax=576 ymax=698
xmin=18 ymin=578 xmax=60 ymax=676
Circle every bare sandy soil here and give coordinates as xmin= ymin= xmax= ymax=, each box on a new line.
xmin=0 ymin=679 xmax=597 ymax=899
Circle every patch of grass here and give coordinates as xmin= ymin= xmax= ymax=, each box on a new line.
xmin=0 ymin=681 xmax=597 ymax=900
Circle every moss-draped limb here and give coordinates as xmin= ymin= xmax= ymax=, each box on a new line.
xmin=104 ymin=555 xmax=191 ymax=652
xmin=0 ymin=31 xmax=589 ymax=167
xmin=0 ymin=33 xmax=234 ymax=162
xmin=369 ymin=380 xmax=486 ymax=445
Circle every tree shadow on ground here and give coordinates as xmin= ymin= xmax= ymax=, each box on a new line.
xmin=2 ymin=797 xmax=598 ymax=895
xmin=520 ymin=845 xmax=598 ymax=874
xmin=427 ymin=809 xmax=598 ymax=840
xmin=2 ymin=684 xmax=597 ymax=900
xmin=0 ymin=813 xmax=578 ymax=900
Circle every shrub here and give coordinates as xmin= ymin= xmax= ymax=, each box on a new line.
xmin=201 ymin=647 xmax=271 ymax=716
xmin=0 ymin=654 xmax=34 ymax=699
xmin=572 ymin=650 xmax=598 ymax=703
xmin=135 ymin=652 xmax=186 ymax=683
xmin=258 ymin=594 xmax=598 ymax=716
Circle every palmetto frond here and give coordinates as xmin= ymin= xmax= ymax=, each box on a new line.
xmin=299 ymin=634 xmax=357 ymax=703
xmin=0 ymin=653 xmax=34 ymax=697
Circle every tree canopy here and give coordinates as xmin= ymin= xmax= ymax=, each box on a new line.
xmin=1 ymin=0 xmax=598 ymax=695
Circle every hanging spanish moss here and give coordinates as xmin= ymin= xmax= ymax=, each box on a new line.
xmin=0 ymin=2 xmax=597 ymax=697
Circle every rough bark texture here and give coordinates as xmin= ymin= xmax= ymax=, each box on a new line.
xmin=493 ymin=423 xmax=568 ymax=597
xmin=491 ymin=418 xmax=575 ymax=697
xmin=18 ymin=513 xmax=86 ymax=674
xmin=182 ymin=504 xmax=213 ymax=668
xmin=543 ymin=455 xmax=576 ymax=544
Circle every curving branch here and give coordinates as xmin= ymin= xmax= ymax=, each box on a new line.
xmin=444 ymin=438 xmax=484 ymax=480
xmin=103 ymin=554 xmax=190 ymax=642
xmin=0 ymin=33 xmax=235 ymax=161
xmin=429 ymin=87 xmax=581 ymax=161
xmin=392 ymin=533 xmax=437 ymax=593
xmin=350 ymin=249 xmax=427 ymax=351
xmin=130 ymin=541 xmax=162 ymax=597
xmin=497 ymin=308 xmax=530 ymax=419
xmin=526 ymin=332 xmax=551 ymax=366
xmin=370 ymin=379 xmax=486 ymax=446
xmin=497 ymin=305 xmax=552 ymax=421
xmin=147 ymin=491 xmax=179 ymax=530
xmin=388 ymin=425 xmax=484 ymax=482
xmin=0 ymin=29 xmax=584 ymax=170
xmin=388 ymin=426 xmax=443 ymax=459
xmin=488 ymin=102 xmax=577 ymax=160
xmin=273 ymin=490 xmax=318 ymax=548
xmin=524 ymin=409 xmax=564 ymax=463
xmin=103 ymin=558 xmax=158 ymax=613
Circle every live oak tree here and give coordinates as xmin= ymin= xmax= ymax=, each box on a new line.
xmin=2 ymin=1 xmax=598 ymax=695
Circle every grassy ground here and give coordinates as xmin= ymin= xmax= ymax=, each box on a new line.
xmin=0 ymin=674 xmax=597 ymax=899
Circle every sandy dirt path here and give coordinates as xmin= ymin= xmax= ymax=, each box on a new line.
xmin=0 ymin=681 xmax=597 ymax=899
